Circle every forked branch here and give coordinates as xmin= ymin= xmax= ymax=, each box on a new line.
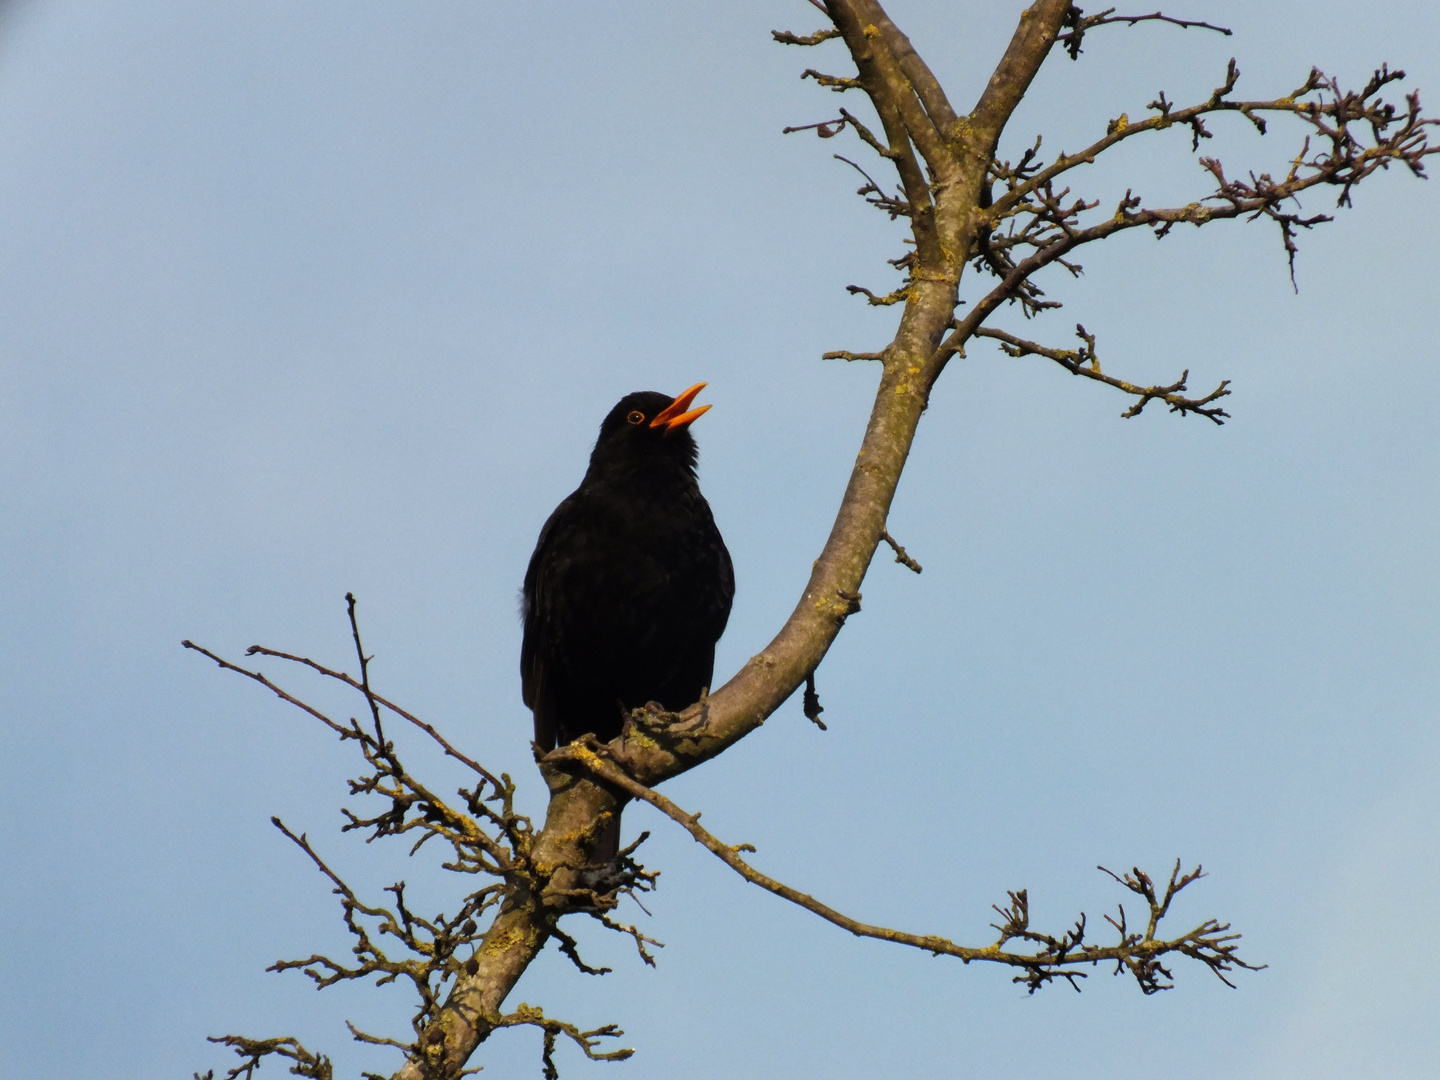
xmin=188 ymin=604 xmax=649 ymax=1080
xmin=956 ymin=58 xmax=1438 ymax=339
xmin=493 ymin=1006 xmax=634 ymax=1080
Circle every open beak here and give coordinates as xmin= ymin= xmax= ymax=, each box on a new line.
xmin=650 ymin=382 xmax=711 ymax=431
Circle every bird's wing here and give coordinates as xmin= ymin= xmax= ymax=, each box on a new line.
xmin=520 ymin=491 xmax=582 ymax=749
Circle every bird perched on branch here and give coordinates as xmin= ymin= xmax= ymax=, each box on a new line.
xmin=522 ymin=383 xmax=733 ymax=855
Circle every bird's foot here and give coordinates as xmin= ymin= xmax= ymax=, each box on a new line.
xmin=624 ymin=701 xmax=684 ymax=738
xmin=575 ymin=831 xmax=658 ymax=901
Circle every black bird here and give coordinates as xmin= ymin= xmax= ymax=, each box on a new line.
xmin=522 ymin=384 xmax=734 ymax=851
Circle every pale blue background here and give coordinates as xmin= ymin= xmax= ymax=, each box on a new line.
xmin=2 ymin=2 xmax=1437 ymax=1078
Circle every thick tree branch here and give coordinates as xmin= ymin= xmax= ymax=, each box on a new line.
xmin=845 ymin=0 xmax=960 ymax=135
xmin=822 ymin=1 xmax=943 ymax=262
xmin=969 ymin=0 xmax=1075 ymax=153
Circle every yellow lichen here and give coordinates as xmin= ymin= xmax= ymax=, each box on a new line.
xmin=626 ymin=729 xmax=660 ymax=751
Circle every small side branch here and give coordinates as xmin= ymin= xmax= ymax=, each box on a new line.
xmin=847 ymin=283 xmax=909 ymax=306
xmin=772 ymin=27 xmax=842 ymax=47
xmin=239 ymin=641 xmax=506 ymax=790
xmin=551 ymin=743 xmax=1262 ymax=994
xmin=198 ymin=1036 xmax=333 ymax=1080
xmin=185 ymin=627 xmax=529 ymax=864
xmin=1059 ymin=8 xmax=1232 ymax=61
xmin=550 ymin=924 xmax=612 ymax=977
xmin=264 ymin=814 xmax=504 ymax=1051
xmin=834 ymin=153 xmax=912 ymax=219
xmin=494 ymin=1004 xmax=633 ymax=1080
xmin=880 ymin=529 xmax=923 ymax=573
xmin=975 ymin=324 xmax=1231 ymax=423
xmin=823 ymin=349 xmax=887 ymax=362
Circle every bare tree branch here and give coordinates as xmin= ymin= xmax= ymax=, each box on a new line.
xmin=551 ymin=741 xmax=1263 ymax=994
xmin=959 ymin=60 xmax=1437 ymax=324
xmin=197 ymin=1036 xmax=334 ymax=1080
xmin=975 ymin=324 xmax=1232 ymax=422
xmin=970 ymin=0 xmax=1076 ymax=152
xmin=880 ymin=529 xmax=923 ymax=572
xmin=393 ymin=5 xmax=1429 ymax=1070
xmin=772 ymin=27 xmax=843 ymax=48
xmin=190 ymin=615 xmax=661 ymax=1080
xmin=192 ymin=3 xmax=1437 ymax=1075
xmin=1059 ymin=8 xmax=1233 ymax=61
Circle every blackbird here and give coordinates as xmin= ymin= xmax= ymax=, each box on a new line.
xmin=521 ymin=383 xmax=734 ymax=853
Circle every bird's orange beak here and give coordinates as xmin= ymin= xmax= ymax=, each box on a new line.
xmin=650 ymin=382 xmax=712 ymax=431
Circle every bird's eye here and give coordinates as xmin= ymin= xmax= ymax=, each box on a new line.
xmin=626 ymin=410 xmax=645 ymax=425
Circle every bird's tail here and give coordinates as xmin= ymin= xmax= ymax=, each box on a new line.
xmin=594 ymin=806 xmax=622 ymax=863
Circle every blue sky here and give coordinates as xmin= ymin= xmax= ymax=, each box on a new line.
xmin=2 ymin=2 xmax=1437 ymax=1078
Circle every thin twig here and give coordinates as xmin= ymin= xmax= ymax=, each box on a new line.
xmin=1059 ymin=8 xmax=1232 ymax=64
xmin=240 ymin=643 xmax=503 ymax=787
xmin=823 ymin=350 xmax=887 ymax=362
xmin=880 ymin=529 xmax=923 ymax=572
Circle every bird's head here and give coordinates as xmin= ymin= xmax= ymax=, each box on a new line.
xmin=589 ymin=383 xmax=712 ymax=473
